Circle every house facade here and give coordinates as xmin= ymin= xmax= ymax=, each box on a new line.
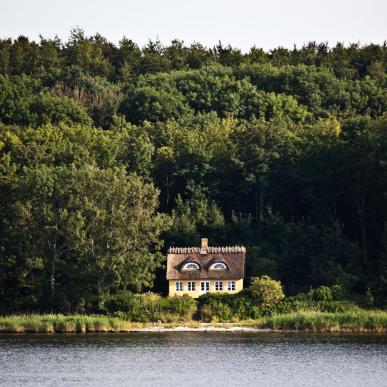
xmin=166 ymin=238 xmax=246 ymax=298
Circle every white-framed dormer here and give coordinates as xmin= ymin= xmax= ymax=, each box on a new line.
xmin=181 ymin=262 xmax=200 ymax=271
xmin=209 ymin=262 xmax=228 ymax=270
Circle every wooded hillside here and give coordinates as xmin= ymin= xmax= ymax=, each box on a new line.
xmin=0 ymin=29 xmax=386 ymax=312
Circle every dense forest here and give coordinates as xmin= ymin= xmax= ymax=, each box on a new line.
xmin=0 ymin=29 xmax=386 ymax=313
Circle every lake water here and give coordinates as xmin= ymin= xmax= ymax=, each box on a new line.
xmin=0 ymin=333 xmax=386 ymax=386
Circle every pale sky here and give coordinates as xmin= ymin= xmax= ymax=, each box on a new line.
xmin=1 ymin=0 xmax=386 ymax=51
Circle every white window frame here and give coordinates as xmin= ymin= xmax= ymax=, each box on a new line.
xmin=215 ymin=281 xmax=223 ymax=291
xmin=182 ymin=262 xmax=200 ymax=271
xmin=228 ymin=281 xmax=236 ymax=291
xmin=200 ymin=281 xmax=210 ymax=294
xmin=175 ymin=281 xmax=183 ymax=292
xmin=209 ymin=262 xmax=228 ymax=270
xmin=188 ymin=281 xmax=196 ymax=291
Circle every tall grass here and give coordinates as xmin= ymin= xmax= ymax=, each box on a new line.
xmin=256 ymin=310 xmax=387 ymax=332
xmin=1 ymin=311 xmax=386 ymax=333
xmin=0 ymin=314 xmax=136 ymax=333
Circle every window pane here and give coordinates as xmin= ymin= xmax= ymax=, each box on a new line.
xmin=210 ymin=262 xmax=227 ymax=270
xmin=183 ymin=262 xmax=200 ymax=270
xmin=215 ymin=281 xmax=223 ymax=291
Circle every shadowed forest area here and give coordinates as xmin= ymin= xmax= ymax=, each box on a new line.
xmin=0 ymin=29 xmax=386 ymax=313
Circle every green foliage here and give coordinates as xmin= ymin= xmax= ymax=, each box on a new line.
xmin=197 ymin=288 xmax=368 ymax=322
xmin=308 ymin=285 xmax=336 ymax=302
xmin=199 ymin=297 xmax=233 ymax=322
xmin=0 ymin=314 xmax=131 ymax=333
xmin=197 ymin=293 xmax=260 ymax=322
xmin=0 ymin=32 xmax=386 ymax=311
xmin=168 ymin=189 xmax=225 ymax=246
xmin=0 ymin=75 xmax=36 ymax=125
xmin=120 ymin=84 xmax=192 ymax=124
xmin=249 ymin=276 xmax=285 ymax=307
xmin=0 ymin=124 xmax=169 ymax=313
xmin=49 ymin=70 xmax=122 ymax=128
xmin=258 ymin=310 xmax=387 ymax=332
xmin=119 ymin=67 xmax=309 ymax=124
xmin=235 ymin=63 xmax=386 ymax=117
xmin=30 ymin=94 xmax=92 ymax=126
xmin=0 ymin=75 xmax=91 ymax=126
xmin=105 ymin=292 xmax=197 ymax=322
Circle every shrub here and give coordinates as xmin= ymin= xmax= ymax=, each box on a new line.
xmin=105 ymin=292 xmax=196 ymax=322
xmin=249 ymin=275 xmax=285 ymax=307
xmin=271 ymin=298 xmax=299 ymax=315
xmin=199 ymin=298 xmax=233 ymax=322
xmin=307 ymin=284 xmax=346 ymax=302
xmin=198 ymin=293 xmax=259 ymax=321
xmin=105 ymin=291 xmax=135 ymax=313
xmin=308 ymin=286 xmax=333 ymax=302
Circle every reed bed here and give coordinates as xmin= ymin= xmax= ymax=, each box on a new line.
xmin=0 ymin=310 xmax=386 ymax=333
xmin=0 ymin=314 xmax=143 ymax=333
xmin=256 ymin=310 xmax=387 ymax=332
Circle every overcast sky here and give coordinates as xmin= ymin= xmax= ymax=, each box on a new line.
xmin=1 ymin=0 xmax=386 ymax=51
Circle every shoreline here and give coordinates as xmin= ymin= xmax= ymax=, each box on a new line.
xmin=1 ymin=311 xmax=386 ymax=334
xmin=1 ymin=329 xmax=386 ymax=334
xmin=1 ymin=324 xmax=386 ymax=334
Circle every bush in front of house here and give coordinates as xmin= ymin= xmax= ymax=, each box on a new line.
xmin=105 ymin=291 xmax=197 ymax=322
xmin=197 ymin=281 xmax=360 ymax=321
xmin=249 ymin=275 xmax=285 ymax=308
xmin=198 ymin=276 xmax=288 ymax=322
xmin=104 ymin=283 xmax=362 ymax=323
xmin=197 ymin=292 xmax=261 ymax=322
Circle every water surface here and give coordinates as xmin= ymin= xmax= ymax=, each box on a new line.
xmin=0 ymin=333 xmax=386 ymax=386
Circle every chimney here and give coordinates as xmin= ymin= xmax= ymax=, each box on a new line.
xmin=200 ymin=238 xmax=208 ymax=254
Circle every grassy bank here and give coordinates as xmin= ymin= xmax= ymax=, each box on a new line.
xmin=255 ymin=310 xmax=387 ymax=332
xmin=0 ymin=315 xmax=138 ymax=333
xmin=1 ymin=310 xmax=386 ymax=333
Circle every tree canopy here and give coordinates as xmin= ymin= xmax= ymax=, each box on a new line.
xmin=0 ymin=31 xmax=386 ymax=312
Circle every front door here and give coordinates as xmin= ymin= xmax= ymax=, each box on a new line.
xmin=200 ymin=281 xmax=210 ymax=294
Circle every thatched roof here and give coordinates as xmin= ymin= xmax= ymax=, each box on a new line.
xmin=166 ymin=240 xmax=246 ymax=280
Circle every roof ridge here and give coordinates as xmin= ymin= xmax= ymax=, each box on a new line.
xmin=168 ymin=245 xmax=246 ymax=254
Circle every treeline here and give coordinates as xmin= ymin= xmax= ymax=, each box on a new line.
xmin=1 ymin=28 xmax=386 ymax=80
xmin=0 ymin=30 xmax=386 ymax=313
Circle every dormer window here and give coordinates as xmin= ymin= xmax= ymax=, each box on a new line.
xmin=210 ymin=262 xmax=228 ymax=270
xmin=182 ymin=262 xmax=200 ymax=271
